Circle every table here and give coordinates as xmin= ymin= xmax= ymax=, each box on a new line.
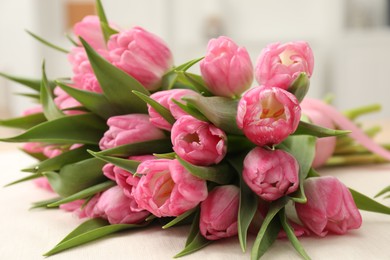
xmin=0 ymin=150 xmax=390 ymax=260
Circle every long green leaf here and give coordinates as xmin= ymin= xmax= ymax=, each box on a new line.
xmin=375 ymin=185 xmax=390 ymax=198
xmin=132 ymin=90 xmax=176 ymax=124
xmin=30 ymin=197 xmax=61 ymax=209
xmin=162 ymin=207 xmax=197 ymax=229
xmin=180 ymin=72 xmax=212 ymax=96
xmin=350 ymin=188 xmax=390 ymax=215
xmin=48 ymin=181 xmax=115 ymax=207
xmin=56 ymin=81 xmax=116 ymax=119
xmin=44 ymin=218 xmax=148 ymax=256
xmin=96 ymin=0 xmax=118 ymax=42
xmin=185 ymin=209 xmax=200 ymax=246
xmin=0 ymin=113 xmax=107 ymax=144
xmin=97 ymin=139 xmax=172 ymax=156
xmin=176 ymin=156 xmax=234 ymax=185
xmin=0 ymin=72 xmax=44 ymax=91
xmin=288 ymin=73 xmax=309 ymax=103
xmin=4 ymin=173 xmax=42 ymax=187
xmin=0 ymin=113 xmax=46 ymax=129
xmin=80 ymin=38 xmax=149 ymax=114
xmin=44 ymin=158 xmax=107 ymax=197
xmin=171 ymin=99 xmax=209 ymax=122
xmin=88 ymin=150 xmax=140 ymax=173
xmin=25 ymin=30 xmax=69 ymax=53
xmin=279 ymin=209 xmax=311 ymax=260
xmin=174 ymin=232 xmax=212 ymax=258
xmin=294 ymin=121 xmax=350 ymax=138
xmin=251 ymin=198 xmax=287 ymax=260
xmin=40 ymin=62 xmax=65 ymax=120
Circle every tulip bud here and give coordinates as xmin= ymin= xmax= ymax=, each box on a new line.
xmin=53 ymin=87 xmax=84 ymax=115
xmin=243 ymin=147 xmax=299 ymax=201
xmin=255 ymin=41 xmax=314 ymax=89
xmin=99 ymin=114 xmax=166 ymax=150
xmin=73 ymin=15 xmax=108 ymax=50
xmin=108 ymin=27 xmax=174 ymax=91
xmin=148 ymin=89 xmax=199 ymax=130
xmin=199 ymin=185 xmax=239 ymax=240
xmin=236 ymin=86 xmax=301 ymax=146
xmin=171 ymin=115 xmax=227 ymax=166
xmin=200 ymin=36 xmax=253 ymax=98
xmin=295 ymin=176 xmax=362 ymax=236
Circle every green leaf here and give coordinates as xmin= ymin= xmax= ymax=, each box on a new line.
xmin=65 ymin=33 xmax=78 ymax=46
xmin=175 ymin=57 xmax=204 ymax=72
xmin=171 ymin=99 xmax=209 ymax=121
xmin=44 ymin=218 xmax=148 ymax=256
xmin=0 ymin=113 xmax=107 ymax=144
xmin=227 ymin=135 xmax=256 ymax=154
xmin=288 ymin=73 xmax=310 ymax=103
xmin=153 ymin=152 xmax=177 ymax=159
xmin=40 ymin=62 xmax=65 ymax=120
xmin=31 ymin=197 xmax=61 ymax=209
xmin=174 ymin=232 xmax=212 ymax=258
xmin=375 ymin=185 xmax=390 ymax=198
xmin=279 ymin=209 xmax=311 ymax=260
xmin=294 ymin=121 xmax=351 ymax=138
xmin=0 ymin=113 xmax=46 ymax=130
xmin=251 ymin=198 xmax=287 ymax=260
xmin=185 ymin=209 xmax=200 ymax=246
xmin=184 ymin=96 xmax=242 ymax=135
xmin=48 ymin=181 xmax=115 ymax=207
xmin=179 ymin=72 xmax=213 ymax=96
xmin=176 ymin=156 xmax=234 ymax=185
xmin=0 ymin=72 xmax=44 ymax=92
xmin=100 ymin=21 xmax=119 ymax=41
xmin=24 ymin=145 xmax=97 ymax=174
xmin=15 ymin=92 xmax=41 ymax=99
xmin=4 ymin=173 xmax=42 ymax=187
xmin=162 ymin=207 xmax=197 ymax=229
xmin=97 ymin=139 xmax=172 ymax=157
xmin=132 ymin=90 xmax=176 ymax=124
xmin=279 ymin=135 xmax=317 ymax=203
xmin=80 ymin=38 xmax=149 ymax=114
xmin=25 ymin=30 xmax=69 ymax=53
xmin=88 ymin=150 xmax=140 ymax=173
xmin=43 ymin=158 xmax=107 ymax=197
xmin=95 ymin=0 xmax=118 ymax=42
xmin=56 ymin=81 xmax=115 ymax=119
xmin=349 ymin=188 xmax=390 ymax=215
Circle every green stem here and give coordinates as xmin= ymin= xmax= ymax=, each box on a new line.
xmin=343 ymin=104 xmax=382 ymax=120
xmin=326 ymin=154 xmax=389 ymax=166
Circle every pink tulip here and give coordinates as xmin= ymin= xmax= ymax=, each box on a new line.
xmin=243 ymin=147 xmax=299 ymax=201
xmin=33 ymin=177 xmax=54 ymax=192
xmin=103 ymin=155 xmax=155 ymax=198
xmin=73 ymin=15 xmax=107 ymax=50
xmin=99 ymin=114 xmax=166 ymax=150
xmin=199 ymin=185 xmax=239 ymax=240
xmin=148 ymin=89 xmax=199 ymax=130
xmin=255 ymin=41 xmax=314 ymax=89
xmin=236 ymin=86 xmax=301 ymax=146
xmin=200 ymin=36 xmax=253 ymax=98
xmin=301 ymin=99 xmax=337 ymax=168
xmin=94 ymin=186 xmax=149 ymax=224
xmin=133 ymin=159 xmax=208 ymax=217
xmin=53 ymin=87 xmax=84 ymax=115
xmin=295 ymin=176 xmax=362 ymax=236
xmin=108 ymin=27 xmax=173 ymax=91
xmin=22 ymin=142 xmax=45 ymax=154
xmin=171 ymin=115 xmax=227 ymax=166
xmin=22 ymin=105 xmax=43 ymax=116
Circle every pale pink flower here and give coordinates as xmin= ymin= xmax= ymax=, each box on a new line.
xmin=301 ymin=99 xmax=337 ymax=168
xmin=295 ymin=176 xmax=362 ymax=237
xmin=22 ymin=105 xmax=43 ymax=116
xmin=171 ymin=115 xmax=227 ymax=166
xmin=73 ymin=15 xmax=107 ymax=50
xmin=99 ymin=114 xmax=166 ymax=150
xmin=22 ymin=142 xmax=45 ymax=154
xmin=33 ymin=177 xmax=54 ymax=192
xmin=255 ymin=41 xmax=314 ymax=89
xmin=199 ymin=185 xmax=239 ymax=240
xmin=108 ymin=27 xmax=173 ymax=91
xmin=53 ymin=87 xmax=84 ymax=115
xmin=243 ymin=147 xmax=299 ymax=201
xmin=200 ymin=36 xmax=253 ymax=98
xmin=236 ymin=86 xmax=301 ymax=146
xmin=133 ymin=159 xmax=208 ymax=217
xmin=148 ymin=89 xmax=199 ymax=131
xmin=94 ymin=186 xmax=149 ymax=224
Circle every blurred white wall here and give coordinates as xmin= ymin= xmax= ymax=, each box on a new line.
xmin=1 ymin=0 xmax=390 ymax=118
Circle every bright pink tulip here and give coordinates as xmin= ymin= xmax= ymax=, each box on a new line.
xmin=94 ymin=186 xmax=149 ymax=224
xmin=236 ymin=86 xmax=301 ymax=146
xmin=200 ymin=36 xmax=253 ymax=98
xmin=103 ymin=155 xmax=155 ymax=198
xmin=53 ymin=87 xmax=84 ymax=115
xmin=73 ymin=15 xmax=107 ymax=50
xmin=99 ymin=114 xmax=166 ymax=150
xmin=243 ymin=147 xmax=299 ymax=201
xmin=199 ymin=185 xmax=239 ymax=240
xmin=108 ymin=27 xmax=173 ymax=91
xmin=301 ymin=99 xmax=336 ymax=168
xmin=148 ymin=89 xmax=199 ymax=130
xmin=171 ymin=115 xmax=227 ymax=166
xmin=295 ymin=176 xmax=362 ymax=236
xmin=255 ymin=41 xmax=314 ymax=89
xmin=133 ymin=159 xmax=208 ymax=217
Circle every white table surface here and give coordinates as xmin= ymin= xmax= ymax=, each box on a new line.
xmin=1 ymin=149 xmax=390 ymax=260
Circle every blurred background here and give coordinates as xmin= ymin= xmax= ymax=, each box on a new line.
xmin=1 ymin=0 xmax=390 ymax=119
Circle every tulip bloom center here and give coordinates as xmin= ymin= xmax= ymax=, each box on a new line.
xmin=183 ymin=133 xmax=201 ymax=144
xmin=279 ymin=49 xmax=298 ymax=66
xmin=260 ymin=93 xmax=286 ymax=120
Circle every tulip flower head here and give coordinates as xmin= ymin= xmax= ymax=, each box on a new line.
xmin=236 ymin=86 xmax=301 ymax=146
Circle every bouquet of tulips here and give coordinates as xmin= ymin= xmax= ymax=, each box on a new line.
xmin=1 ymin=1 xmax=390 ymax=259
